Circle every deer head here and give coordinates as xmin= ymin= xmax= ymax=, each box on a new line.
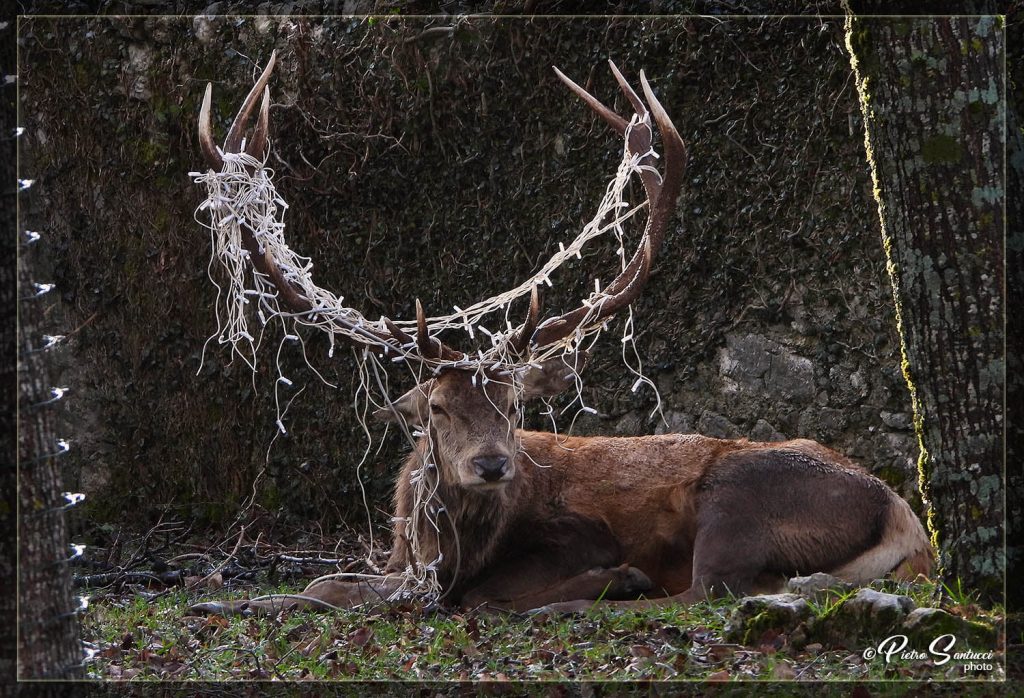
xmin=197 ymin=52 xmax=686 ymax=491
xmin=370 ymin=354 xmax=585 ymax=488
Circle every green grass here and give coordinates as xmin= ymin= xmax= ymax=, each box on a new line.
xmin=83 ymin=585 xmax=728 ymax=680
xmin=804 ymin=587 xmax=858 ymax=618
xmin=941 ymin=577 xmax=981 ymax=608
xmin=78 ymin=577 xmax=1005 ymax=682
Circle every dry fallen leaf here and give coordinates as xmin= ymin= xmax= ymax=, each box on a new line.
xmin=707 ymin=643 xmax=737 ymax=662
xmin=772 ymin=662 xmax=797 ymax=680
xmin=285 ymin=621 xmax=314 ymax=641
xmin=630 ymin=644 xmax=655 ymax=658
xmin=204 ymin=615 xmax=230 ymax=630
xmin=347 ymin=626 xmax=374 ymax=648
xmin=299 ymin=636 xmax=320 ymax=657
xmin=99 ymin=646 xmax=121 ymax=660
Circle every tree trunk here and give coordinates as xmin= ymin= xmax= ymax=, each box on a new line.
xmin=13 ymin=57 xmax=85 ymax=686
xmin=17 ymin=257 xmax=86 ymax=680
xmin=1 ymin=14 xmax=17 ymax=687
xmin=843 ymin=15 xmax=1004 ymax=603
xmin=1004 ymin=8 xmax=1023 ymax=616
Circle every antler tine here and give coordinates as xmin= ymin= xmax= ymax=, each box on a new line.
xmin=198 ymin=51 xmax=276 ymax=169
xmin=384 ymin=316 xmax=413 ymax=345
xmin=639 ymin=69 xmax=687 ymax=228
xmin=223 ymin=50 xmax=277 ymax=155
xmin=415 ymin=300 xmax=434 ymax=359
xmin=416 ymin=299 xmax=466 ymax=363
xmin=244 ymin=86 xmax=271 ymax=160
xmin=529 ymin=65 xmax=686 ymax=350
xmin=509 ymin=284 xmax=542 ymax=355
xmin=608 ymin=61 xmax=663 ymax=202
xmin=554 ymin=64 xmax=661 ymax=203
xmin=552 ymin=66 xmax=629 ymax=136
xmin=607 ymin=60 xmax=646 ymax=118
xmin=198 ymin=83 xmax=223 ymax=170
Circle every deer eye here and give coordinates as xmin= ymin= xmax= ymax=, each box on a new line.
xmin=430 ymin=403 xmax=449 ymax=418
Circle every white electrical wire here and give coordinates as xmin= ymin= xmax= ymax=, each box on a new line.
xmin=188 ymin=113 xmax=663 ymax=601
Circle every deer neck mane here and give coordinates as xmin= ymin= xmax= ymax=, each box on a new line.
xmin=397 ymin=433 xmax=524 ymax=586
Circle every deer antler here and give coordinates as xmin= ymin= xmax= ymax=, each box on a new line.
xmin=526 ymin=61 xmax=687 ymax=350
xmin=195 ymin=55 xmax=684 ymax=371
xmin=197 ymin=51 xmax=464 ymax=363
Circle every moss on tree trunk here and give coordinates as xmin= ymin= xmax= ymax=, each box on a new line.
xmin=844 ymin=15 xmax=1004 ymax=603
xmin=1003 ymin=4 xmax=1023 ymax=618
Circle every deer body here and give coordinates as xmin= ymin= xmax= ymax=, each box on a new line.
xmin=188 ymin=55 xmax=932 ymax=618
xmin=191 ymin=369 xmax=931 ymax=616
xmin=385 ymin=425 xmax=932 ymax=612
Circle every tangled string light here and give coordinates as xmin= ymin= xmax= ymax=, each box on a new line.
xmin=189 ymin=113 xmax=662 ymax=602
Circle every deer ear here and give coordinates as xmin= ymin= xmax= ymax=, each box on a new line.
xmin=519 ymin=351 xmax=589 ymax=400
xmin=373 ymin=381 xmax=432 ymax=427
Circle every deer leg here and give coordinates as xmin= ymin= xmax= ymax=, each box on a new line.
xmin=461 ymin=555 xmax=652 ymax=613
xmin=533 ymin=516 xmax=769 ymax=615
xmin=497 ymin=564 xmax=653 ymax=612
xmin=187 ymin=575 xmax=406 ymax=617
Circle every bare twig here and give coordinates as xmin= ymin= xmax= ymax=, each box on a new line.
xmin=192 ymin=525 xmax=246 ymax=591
xmin=403 ymin=25 xmax=456 ymax=45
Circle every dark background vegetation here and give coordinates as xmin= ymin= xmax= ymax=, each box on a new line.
xmin=17 ymin=14 xmax=929 ymax=545
xmin=6 ymin=0 xmax=1019 ymax=691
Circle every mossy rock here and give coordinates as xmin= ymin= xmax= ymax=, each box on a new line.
xmin=811 ymin=588 xmax=915 ymax=648
xmin=901 ymin=607 xmax=997 ymax=651
xmin=724 ymin=593 xmax=813 ymax=645
xmin=785 ymin=572 xmax=854 ymax=603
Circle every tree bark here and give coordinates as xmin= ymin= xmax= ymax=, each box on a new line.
xmin=844 ymin=15 xmax=1004 ymax=603
xmin=1004 ymin=7 xmax=1023 ymax=616
xmin=13 ymin=43 xmax=85 ymax=685
xmin=17 ymin=257 xmax=85 ymax=680
xmin=1 ymin=14 xmax=17 ymax=688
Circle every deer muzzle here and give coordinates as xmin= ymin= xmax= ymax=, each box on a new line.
xmin=471 ymin=454 xmax=511 ymax=483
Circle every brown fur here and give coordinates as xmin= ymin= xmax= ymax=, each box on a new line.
xmin=190 ymin=365 xmax=933 ymax=616
xmin=387 ymin=429 xmax=932 ymax=611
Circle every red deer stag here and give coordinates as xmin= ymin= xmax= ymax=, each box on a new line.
xmin=189 ymin=53 xmax=932 ymax=616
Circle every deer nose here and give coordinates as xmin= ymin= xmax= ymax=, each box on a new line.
xmin=472 ymin=455 xmax=509 ymax=482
